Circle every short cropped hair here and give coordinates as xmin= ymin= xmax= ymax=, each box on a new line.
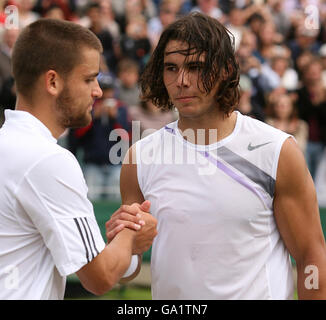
xmin=12 ymin=18 xmax=103 ymax=98
xmin=140 ymin=12 xmax=240 ymax=115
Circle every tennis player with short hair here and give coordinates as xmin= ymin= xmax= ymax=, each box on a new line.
xmin=0 ymin=18 xmax=157 ymax=299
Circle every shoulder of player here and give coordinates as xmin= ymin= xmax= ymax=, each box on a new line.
xmin=26 ymin=146 xmax=83 ymax=180
xmin=15 ymin=147 xmax=88 ymax=205
xmin=242 ymin=113 xmax=285 ymax=135
xmin=233 ymin=113 xmax=290 ymax=159
xmin=275 ymin=137 xmax=308 ymax=193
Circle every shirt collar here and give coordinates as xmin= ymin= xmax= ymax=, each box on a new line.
xmin=4 ymin=109 xmax=58 ymax=143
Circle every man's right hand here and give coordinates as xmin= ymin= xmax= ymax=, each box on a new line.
xmin=105 ymin=201 xmax=158 ymax=254
xmin=131 ymin=201 xmax=158 ymax=255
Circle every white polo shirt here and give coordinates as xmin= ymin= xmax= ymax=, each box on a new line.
xmin=0 ymin=110 xmax=106 ymax=299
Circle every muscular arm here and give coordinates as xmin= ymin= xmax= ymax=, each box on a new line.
xmin=103 ymin=145 xmax=157 ymax=283
xmin=118 ymin=144 xmax=155 ymax=281
xmin=274 ymin=138 xmax=326 ymax=299
xmin=120 ymin=144 xmax=145 ymax=205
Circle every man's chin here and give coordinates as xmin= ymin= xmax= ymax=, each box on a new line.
xmin=178 ymin=108 xmax=201 ymax=119
xmin=66 ymin=115 xmax=92 ymax=129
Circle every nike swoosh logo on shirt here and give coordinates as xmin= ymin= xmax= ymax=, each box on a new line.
xmin=248 ymin=142 xmax=272 ymax=151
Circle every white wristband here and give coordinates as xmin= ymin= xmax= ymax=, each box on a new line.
xmin=122 ymin=255 xmax=139 ymax=278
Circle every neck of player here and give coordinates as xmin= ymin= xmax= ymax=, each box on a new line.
xmin=15 ymin=97 xmax=64 ymax=140
xmin=177 ymin=110 xmax=237 ymax=146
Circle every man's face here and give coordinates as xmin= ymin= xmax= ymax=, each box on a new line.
xmin=163 ymin=40 xmax=219 ymax=119
xmin=88 ymin=7 xmax=101 ymax=25
xmin=55 ymin=47 xmax=102 ymax=129
xmin=119 ymin=69 xmax=139 ymax=88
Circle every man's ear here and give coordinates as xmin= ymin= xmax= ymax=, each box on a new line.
xmin=44 ymin=70 xmax=64 ymax=97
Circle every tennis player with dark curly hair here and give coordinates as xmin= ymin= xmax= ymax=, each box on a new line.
xmin=107 ymin=12 xmax=326 ymax=299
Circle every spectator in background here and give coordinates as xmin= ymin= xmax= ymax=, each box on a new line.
xmin=191 ymin=0 xmax=224 ymax=21
xmin=288 ymin=24 xmax=321 ymax=64
xmin=319 ymin=44 xmax=326 ymax=87
xmin=266 ymin=0 xmax=291 ymax=37
xmin=226 ymin=2 xmax=270 ymax=51
xmin=33 ymin=0 xmax=77 ymax=20
xmin=0 ymin=28 xmax=20 ymax=125
xmin=319 ymin=2 xmax=326 ymax=45
xmin=237 ymin=74 xmax=265 ymax=121
xmin=225 ymin=5 xmax=246 ymax=51
xmin=236 ymin=28 xmax=269 ymax=109
xmin=98 ymin=0 xmax=120 ymax=41
xmin=128 ymin=99 xmax=177 ymax=138
xmin=296 ymin=57 xmax=326 ymax=179
xmin=236 ymin=28 xmax=260 ymax=68
xmin=147 ymin=0 xmax=181 ymax=48
xmin=266 ymin=92 xmax=308 ymax=154
xmin=295 ymin=50 xmax=314 ymax=82
xmin=69 ymin=74 xmax=130 ymax=201
xmin=43 ymin=3 xmax=65 ymax=19
xmin=16 ymin=0 xmax=39 ymax=28
xmin=124 ymin=0 xmax=157 ymax=21
xmin=112 ymin=0 xmax=157 ymax=34
xmin=87 ymin=2 xmax=117 ymax=73
xmin=178 ymin=0 xmax=194 ymax=14
xmin=247 ymin=12 xmax=265 ymax=38
xmin=0 ymin=27 xmax=19 ymax=94
xmin=119 ymin=14 xmax=152 ymax=72
xmin=270 ymin=54 xmax=299 ymax=92
xmin=256 ymin=20 xmax=283 ymax=63
xmin=115 ymin=58 xmax=141 ymax=107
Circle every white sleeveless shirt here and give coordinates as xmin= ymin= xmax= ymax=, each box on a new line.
xmin=135 ymin=111 xmax=294 ymax=300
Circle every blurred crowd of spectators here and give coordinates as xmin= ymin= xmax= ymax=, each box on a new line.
xmin=0 ymin=0 xmax=326 ymax=204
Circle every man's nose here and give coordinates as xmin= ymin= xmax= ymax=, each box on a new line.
xmin=93 ymin=80 xmax=103 ymax=99
xmin=176 ymin=69 xmax=190 ymax=87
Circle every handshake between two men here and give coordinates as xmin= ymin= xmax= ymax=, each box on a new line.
xmin=76 ymin=200 xmax=157 ymax=295
xmin=105 ymin=200 xmax=157 ymax=283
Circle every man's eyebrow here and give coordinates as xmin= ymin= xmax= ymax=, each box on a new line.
xmin=185 ymin=61 xmax=205 ymax=66
xmin=85 ymin=72 xmax=99 ymax=78
xmin=163 ymin=62 xmax=177 ymax=66
xmin=163 ymin=61 xmax=205 ymax=68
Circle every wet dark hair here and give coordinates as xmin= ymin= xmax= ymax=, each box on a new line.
xmin=140 ymin=12 xmax=240 ymax=115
